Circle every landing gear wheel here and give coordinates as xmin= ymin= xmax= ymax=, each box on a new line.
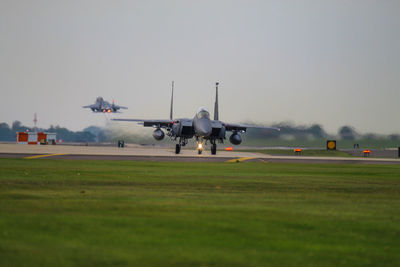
xmin=175 ymin=144 xmax=181 ymax=154
xmin=198 ymin=149 xmax=202 ymax=155
xmin=211 ymin=144 xmax=217 ymax=155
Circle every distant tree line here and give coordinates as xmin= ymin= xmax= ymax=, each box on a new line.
xmin=1 ymin=120 xmax=399 ymax=144
xmin=247 ymin=123 xmax=400 ymax=141
xmin=247 ymin=123 xmax=327 ymax=139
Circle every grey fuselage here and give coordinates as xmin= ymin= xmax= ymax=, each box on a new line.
xmin=171 ymin=107 xmax=225 ymax=141
xmin=93 ymin=97 xmax=111 ymax=111
xmin=85 ymin=97 xmax=121 ymax=113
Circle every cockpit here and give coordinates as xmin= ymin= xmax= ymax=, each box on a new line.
xmin=196 ymin=107 xmax=210 ymax=119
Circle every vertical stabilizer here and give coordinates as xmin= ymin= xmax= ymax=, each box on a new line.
xmin=170 ymin=81 xmax=174 ymax=120
xmin=214 ymin=82 xmax=219 ymax=120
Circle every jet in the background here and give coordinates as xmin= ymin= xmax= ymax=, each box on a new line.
xmin=83 ymin=97 xmax=128 ymax=113
xmin=112 ymin=82 xmax=279 ymax=155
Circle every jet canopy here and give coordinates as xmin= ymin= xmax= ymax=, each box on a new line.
xmin=196 ymin=107 xmax=210 ymax=119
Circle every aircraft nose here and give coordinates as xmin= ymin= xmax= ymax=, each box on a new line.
xmin=197 ymin=121 xmax=212 ymax=137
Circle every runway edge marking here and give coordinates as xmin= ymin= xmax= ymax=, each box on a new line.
xmin=24 ymin=154 xmax=67 ymax=159
xmin=226 ymin=157 xmax=256 ymax=163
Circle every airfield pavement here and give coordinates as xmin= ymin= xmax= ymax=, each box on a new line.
xmin=1 ymin=143 xmax=400 ymax=164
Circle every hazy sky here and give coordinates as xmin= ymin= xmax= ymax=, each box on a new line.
xmin=1 ymin=0 xmax=399 ymax=134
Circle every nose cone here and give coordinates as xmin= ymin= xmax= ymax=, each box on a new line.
xmin=196 ymin=120 xmax=212 ymax=137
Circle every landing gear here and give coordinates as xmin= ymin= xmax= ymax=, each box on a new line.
xmin=196 ymin=139 xmax=204 ymax=155
xmin=197 ymin=143 xmax=203 ymax=154
xmin=175 ymin=138 xmax=187 ymax=154
xmin=211 ymin=143 xmax=217 ymax=155
xmin=175 ymin=144 xmax=181 ymax=154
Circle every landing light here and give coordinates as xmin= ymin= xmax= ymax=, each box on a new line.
xmin=197 ymin=143 xmax=203 ymax=149
xmin=107 ymin=110 xmax=111 ymax=113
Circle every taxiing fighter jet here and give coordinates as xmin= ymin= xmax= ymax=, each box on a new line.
xmin=83 ymin=97 xmax=128 ymax=113
xmin=112 ymin=82 xmax=279 ymax=155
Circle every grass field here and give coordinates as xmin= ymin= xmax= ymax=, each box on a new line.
xmin=0 ymin=158 xmax=399 ymax=266
xmin=242 ymin=149 xmax=353 ymax=157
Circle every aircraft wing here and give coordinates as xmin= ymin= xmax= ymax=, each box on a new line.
xmin=113 ymin=105 xmax=128 ymax=110
xmin=224 ymin=123 xmax=280 ymax=132
xmin=111 ymin=118 xmax=173 ymax=128
xmin=82 ymin=105 xmax=95 ymax=108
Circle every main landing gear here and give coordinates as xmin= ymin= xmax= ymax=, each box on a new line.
xmin=211 ymin=143 xmax=217 ymax=155
xmin=175 ymin=144 xmax=181 ymax=154
xmin=175 ymin=138 xmax=188 ymax=154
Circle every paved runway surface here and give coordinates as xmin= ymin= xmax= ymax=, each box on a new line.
xmin=1 ymin=144 xmax=400 ymax=164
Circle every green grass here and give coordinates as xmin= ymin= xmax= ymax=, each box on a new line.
xmin=0 ymin=158 xmax=400 ymax=266
xmin=242 ymin=149 xmax=353 ymax=157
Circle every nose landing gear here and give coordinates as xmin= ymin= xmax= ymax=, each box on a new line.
xmin=197 ymin=142 xmax=204 ymax=155
xmin=195 ymin=139 xmax=217 ymax=155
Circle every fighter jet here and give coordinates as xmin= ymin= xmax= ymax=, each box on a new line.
xmin=83 ymin=97 xmax=128 ymax=113
xmin=112 ymin=82 xmax=279 ymax=155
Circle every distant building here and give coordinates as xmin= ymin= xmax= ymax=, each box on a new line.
xmin=17 ymin=132 xmax=57 ymax=145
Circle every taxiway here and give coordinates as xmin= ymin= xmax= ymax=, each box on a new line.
xmin=1 ymin=143 xmax=400 ymax=164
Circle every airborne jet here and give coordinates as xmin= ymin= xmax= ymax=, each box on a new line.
xmin=112 ymin=82 xmax=279 ymax=155
xmin=83 ymin=97 xmax=128 ymax=113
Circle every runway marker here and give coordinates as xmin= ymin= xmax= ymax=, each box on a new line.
xmin=226 ymin=157 xmax=256 ymax=163
xmin=24 ymin=153 xmax=67 ymax=159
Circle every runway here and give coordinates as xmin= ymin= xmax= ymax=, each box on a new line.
xmin=1 ymin=143 xmax=400 ymax=164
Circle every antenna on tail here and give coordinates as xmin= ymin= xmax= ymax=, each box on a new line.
xmin=170 ymin=81 xmax=174 ymax=120
xmin=214 ymin=82 xmax=219 ymax=120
